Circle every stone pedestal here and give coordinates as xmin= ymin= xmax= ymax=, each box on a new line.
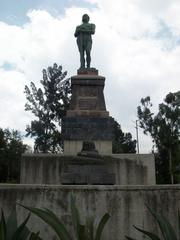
xmin=62 ymin=69 xmax=114 ymax=155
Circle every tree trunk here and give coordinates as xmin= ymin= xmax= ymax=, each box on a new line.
xmin=169 ymin=149 xmax=174 ymax=184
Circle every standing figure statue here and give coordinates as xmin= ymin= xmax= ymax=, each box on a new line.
xmin=74 ymin=14 xmax=95 ymax=69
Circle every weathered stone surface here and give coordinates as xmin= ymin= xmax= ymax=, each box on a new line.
xmin=78 ymin=97 xmax=97 ymax=110
xmin=20 ymin=154 xmax=155 ymax=185
xmin=0 ymin=185 xmax=179 ymax=240
xmin=68 ymin=74 xmax=107 ymax=115
xmin=62 ymin=116 xmax=114 ymax=140
xmin=61 ymin=173 xmax=115 ymax=184
xmin=89 ymin=173 xmax=115 ymax=184
xmin=61 ymin=173 xmax=87 ymax=184
xmin=63 ymin=140 xmax=112 ymax=155
xmin=77 ymin=68 xmax=98 ymax=75
xmin=112 ymin=154 xmax=156 ymax=185
xmin=66 ymin=110 xmax=109 ymax=117
xmin=77 ymin=141 xmax=100 ymax=158
xmin=71 ymin=74 xmax=105 ymax=80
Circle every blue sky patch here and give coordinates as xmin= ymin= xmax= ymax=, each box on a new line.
xmin=156 ymin=19 xmax=180 ymax=50
xmin=0 ymin=0 xmax=96 ymax=25
xmin=2 ymin=62 xmax=16 ymax=71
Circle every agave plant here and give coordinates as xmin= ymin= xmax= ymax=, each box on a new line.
xmin=0 ymin=208 xmax=42 ymax=240
xmin=126 ymin=205 xmax=180 ymax=240
xmin=21 ymin=194 xmax=110 ymax=240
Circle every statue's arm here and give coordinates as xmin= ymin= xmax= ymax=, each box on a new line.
xmin=75 ymin=24 xmax=96 ymax=35
xmin=90 ymin=24 xmax=95 ymax=34
xmin=74 ymin=26 xmax=79 ymax=37
xmin=82 ymin=24 xmax=95 ymax=34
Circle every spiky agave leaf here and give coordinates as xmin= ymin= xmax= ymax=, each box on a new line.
xmin=0 ymin=209 xmax=31 ymax=240
xmin=133 ymin=225 xmax=161 ymax=240
xmin=0 ymin=210 xmax=6 ymax=240
xmin=95 ymin=213 xmax=110 ymax=240
xmin=70 ymin=194 xmax=81 ymax=240
xmin=178 ymin=211 xmax=180 ymax=234
xmin=127 ymin=205 xmax=178 ymax=240
xmin=20 ymin=204 xmax=72 ymax=240
xmin=146 ymin=205 xmax=177 ymax=240
xmin=85 ymin=216 xmax=94 ymax=240
xmin=12 ymin=213 xmax=31 ymax=240
xmin=78 ymin=224 xmax=86 ymax=240
xmin=125 ymin=236 xmax=137 ymax=240
xmin=17 ymin=227 xmax=30 ymax=240
xmin=6 ymin=209 xmax=17 ymax=240
xmin=70 ymin=194 xmax=90 ymax=240
xmin=29 ymin=231 xmax=42 ymax=240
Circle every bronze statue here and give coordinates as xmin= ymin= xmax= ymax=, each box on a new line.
xmin=74 ymin=14 xmax=95 ymax=69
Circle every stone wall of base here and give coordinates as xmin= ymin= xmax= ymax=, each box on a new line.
xmin=20 ymin=154 xmax=155 ymax=185
xmin=0 ymin=185 xmax=179 ymax=240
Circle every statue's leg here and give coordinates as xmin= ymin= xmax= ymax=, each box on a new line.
xmin=86 ymin=42 xmax=92 ymax=68
xmin=80 ymin=49 xmax=85 ymax=68
xmin=86 ymin=50 xmax=91 ymax=68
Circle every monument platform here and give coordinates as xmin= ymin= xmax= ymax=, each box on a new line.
xmin=20 ymin=69 xmax=156 ymax=185
xmin=20 ymin=153 xmax=155 ymax=185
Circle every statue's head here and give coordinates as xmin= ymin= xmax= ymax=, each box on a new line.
xmin=82 ymin=14 xmax=90 ymax=23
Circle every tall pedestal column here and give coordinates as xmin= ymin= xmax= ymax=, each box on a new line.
xmin=62 ymin=69 xmax=114 ymax=155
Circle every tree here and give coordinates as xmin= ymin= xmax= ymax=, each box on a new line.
xmin=0 ymin=128 xmax=27 ymax=183
xmin=137 ymin=91 xmax=180 ymax=184
xmin=112 ymin=120 xmax=136 ymax=153
xmin=24 ymin=63 xmax=71 ymax=153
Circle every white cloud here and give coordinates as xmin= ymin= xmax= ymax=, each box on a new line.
xmin=0 ymin=1 xmax=179 ymax=152
xmin=0 ymin=68 xmax=30 ymax=129
xmin=162 ymin=2 xmax=180 ymax=36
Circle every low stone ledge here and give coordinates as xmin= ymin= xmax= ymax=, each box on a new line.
xmin=0 ymin=184 xmax=180 ymax=191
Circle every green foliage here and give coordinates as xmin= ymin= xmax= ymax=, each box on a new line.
xmin=137 ymin=91 xmax=180 ymax=183
xmin=21 ymin=194 xmax=110 ymax=240
xmin=0 ymin=128 xmax=27 ymax=183
xmin=126 ymin=205 xmax=180 ymax=240
xmin=112 ymin=120 xmax=136 ymax=154
xmin=29 ymin=232 xmax=42 ymax=240
xmin=24 ymin=63 xmax=71 ymax=153
xmin=0 ymin=209 xmax=42 ymax=240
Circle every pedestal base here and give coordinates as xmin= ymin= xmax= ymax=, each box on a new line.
xmin=64 ymin=140 xmax=112 ymax=155
xmin=20 ymin=154 xmax=155 ymax=185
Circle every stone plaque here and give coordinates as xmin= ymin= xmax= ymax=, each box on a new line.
xmin=78 ymin=98 xmax=97 ymax=110
xmin=62 ymin=116 xmax=115 ymax=140
xmin=79 ymin=86 xmax=98 ymax=97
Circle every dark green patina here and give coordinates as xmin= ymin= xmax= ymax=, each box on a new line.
xmin=74 ymin=14 xmax=95 ymax=69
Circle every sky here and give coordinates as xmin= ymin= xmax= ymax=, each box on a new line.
xmin=0 ymin=0 xmax=179 ymax=153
